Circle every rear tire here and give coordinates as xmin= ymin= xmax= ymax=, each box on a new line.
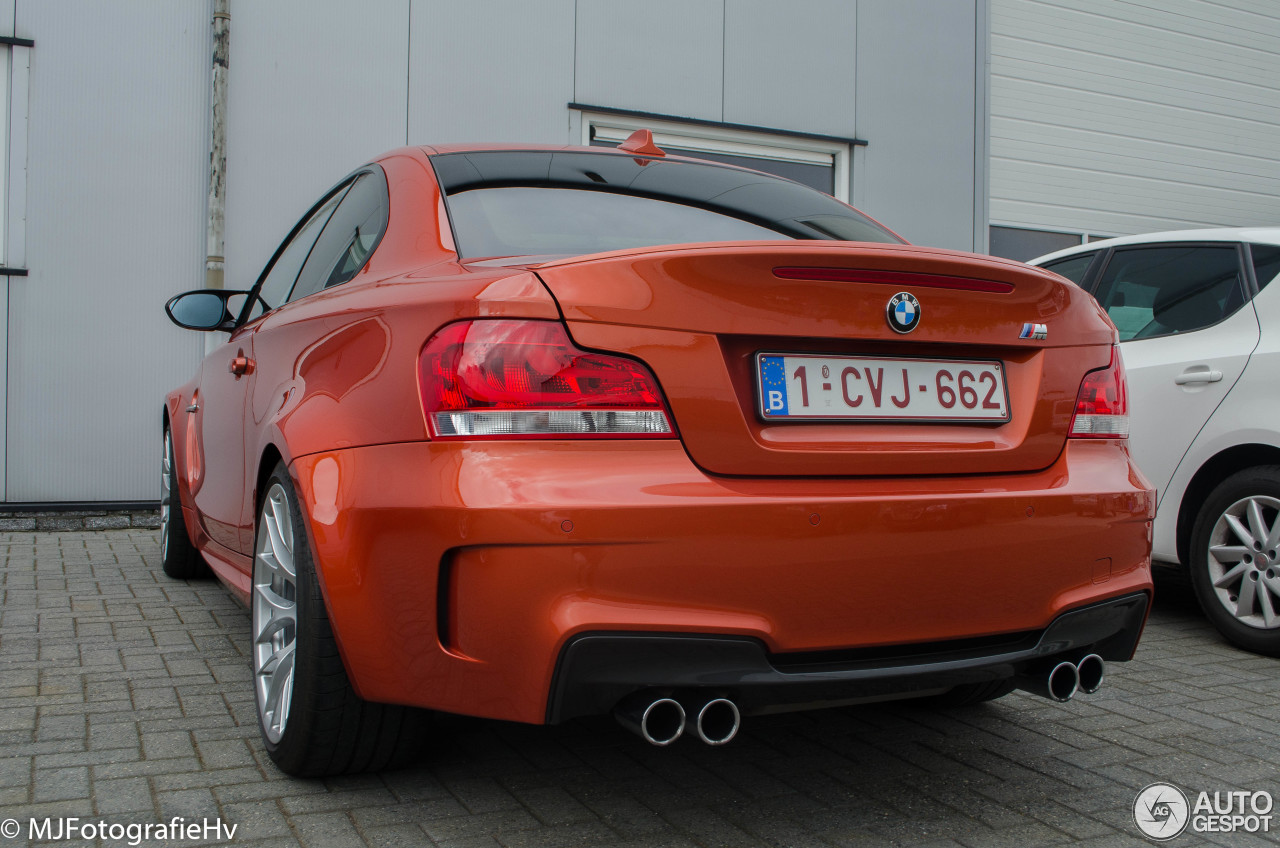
xmin=252 ymin=462 xmax=430 ymax=776
xmin=160 ymin=426 xmax=207 ymax=579
xmin=1188 ymin=466 xmax=1280 ymax=657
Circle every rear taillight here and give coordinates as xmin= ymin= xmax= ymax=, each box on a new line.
xmin=1070 ymin=346 xmax=1129 ymax=439
xmin=418 ymin=319 xmax=674 ymax=439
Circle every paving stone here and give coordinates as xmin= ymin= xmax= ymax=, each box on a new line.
xmin=5 ymin=530 xmax=1280 ymax=848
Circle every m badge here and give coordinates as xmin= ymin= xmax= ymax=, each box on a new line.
xmin=1019 ymin=322 xmax=1048 ymax=340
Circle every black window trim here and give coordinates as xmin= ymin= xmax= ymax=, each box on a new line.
xmin=1242 ymin=241 xmax=1279 ymax=298
xmin=427 ymin=149 xmax=904 ymax=256
xmin=236 ymin=164 xmax=389 ymax=326
xmin=1088 ymin=240 xmax=1252 ymax=342
xmin=1039 ymin=250 xmax=1103 ymax=290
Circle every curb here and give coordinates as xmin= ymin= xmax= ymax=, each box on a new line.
xmin=0 ymin=510 xmax=161 ymax=532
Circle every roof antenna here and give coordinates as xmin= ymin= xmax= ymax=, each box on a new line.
xmin=617 ymin=129 xmax=666 ymax=157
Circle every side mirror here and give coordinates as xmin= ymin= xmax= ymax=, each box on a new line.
xmin=165 ymin=290 xmax=248 ymax=331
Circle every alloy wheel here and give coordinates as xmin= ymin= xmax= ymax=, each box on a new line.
xmin=1207 ymin=495 xmax=1280 ymax=630
xmin=253 ymin=482 xmax=299 ymax=743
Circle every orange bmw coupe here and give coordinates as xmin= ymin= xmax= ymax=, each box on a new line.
xmin=163 ymin=134 xmax=1154 ymax=776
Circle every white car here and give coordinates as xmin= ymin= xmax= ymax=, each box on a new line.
xmin=1031 ymin=228 xmax=1280 ymax=655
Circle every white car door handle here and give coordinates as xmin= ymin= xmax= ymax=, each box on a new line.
xmin=1174 ymin=366 xmax=1223 ymax=385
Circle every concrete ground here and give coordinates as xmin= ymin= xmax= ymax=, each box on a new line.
xmin=1 ymin=529 xmax=1278 ymax=847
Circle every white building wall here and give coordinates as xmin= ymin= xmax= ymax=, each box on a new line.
xmin=232 ymin=0 xmax=985 ymax=288
xmin=2 ymin=0 xmax=986 ymax=502
xmin=224 ymin=0 xmax=410 ymax=304
xmin=5 ymin=1 xmax=210 ymax=501
xmin=408 ymin=0 xmax=576 ymax=146
xmin=854 ymin=0 xmax=985 ymax=251
xmin=990 ymin=0 xmax=1280 ymax=241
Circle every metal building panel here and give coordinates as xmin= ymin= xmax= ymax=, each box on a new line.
xmin=990 ymin=0 xmax=1280 ymax=236
xmin=409 ymin=0 xmax=574 ymax=145
xmin=5 ymin=1 xmax=210 ymax=501
xmin=1 ymin=40 xmax=28 ymax=501
xmin=854 ymin=0 xmax=981 ymax=251
xmin=722 ymin=0 xmax=856 ymax=138
xmin=225 ymin=0 xmax=409 ymax=297
xmin=575 ymin=0 xmax=723 ymax=122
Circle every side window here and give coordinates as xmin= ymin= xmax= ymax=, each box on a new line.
xmin=288 ymin=170 xmax=389 ymax=304
xmin=245 ymin=185 xmax=349 ymax=321
xmin=1092 ymin=245 xmax=1245 ymax=341
xmin=1039 ymin=252 xmax=1096 ymax=286
xmin=1251 ymin=243 xmax=1280 ymax=292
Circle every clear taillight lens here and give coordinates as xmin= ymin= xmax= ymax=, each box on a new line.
xmin=418 ymin=319 xmax=674 ymax=439
xmin=1070 ymin=346 xmax=1129 ymax=438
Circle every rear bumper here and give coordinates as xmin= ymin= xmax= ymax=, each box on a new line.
xmin=290 ymin=438 xmax=1154 ymax=725
xmin=548 ymin=591 xmax=1149 ymax=722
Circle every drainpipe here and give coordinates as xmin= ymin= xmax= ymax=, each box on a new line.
xmin=206 ymin=0 xmax=229 ymax=292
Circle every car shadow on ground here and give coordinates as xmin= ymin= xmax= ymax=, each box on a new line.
xmin=12 ymin=532 xmax=1273 ymax=848
xmin=368 ymin=563 xmax=1255 ymax=845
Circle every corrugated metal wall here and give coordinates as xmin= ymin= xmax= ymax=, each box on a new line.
xmin=0 ymin=0 xmax=15 ymax=500
xmin=230 ymin=0 xmax=985 ymax=291
xmin=5 ymin=1 xmax=210 ymax=501
xmin=223 ymin=0 xmax=410 ymax=301
xmin=990 ymin=0 xmax=1280 ymax=237
xmin=4 ymin=0 xmax=986 ymax=502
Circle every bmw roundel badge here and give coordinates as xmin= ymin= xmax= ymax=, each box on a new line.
xmin=886 ymin=292 xmax=921 ymax=334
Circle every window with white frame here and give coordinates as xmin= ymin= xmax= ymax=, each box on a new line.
xmin=0 ymin=36 xmax=32 ymax=274
xmin=0 ymin=45 xmax=10 ymax=265
xmin=988 ymin=225 xmax=1118 ymax=263
xmin=577 ymin=109 xmax=853 ymax=203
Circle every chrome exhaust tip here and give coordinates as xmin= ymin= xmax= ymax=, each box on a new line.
xmin=1015 ymin=660 xmax=1080 ymax=702
xmin=694 ymin=698 xmax=741 ymax=746
xmin=615 ymin=696 xmax=686 ymax=746
xmin=1075 ymin=653 xmax=1105 ymax=695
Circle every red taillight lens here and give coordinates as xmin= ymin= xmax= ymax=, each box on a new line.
xmin=1070 ymin=346 xmax=1129 ymax=438
xmin=419 ymin=319 xmax=674 ymax=439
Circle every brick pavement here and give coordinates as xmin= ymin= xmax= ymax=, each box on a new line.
xmin=1 ymin=530 xmax=1278 ymax=847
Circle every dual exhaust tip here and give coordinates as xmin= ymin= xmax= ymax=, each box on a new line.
xmin=615 ymin=654 xmax=1105 ymax=745
xmin=615 ymin=695 xmax=740 ymax=747
xmin=1016 ymin=653 xmax=1106 ymax=703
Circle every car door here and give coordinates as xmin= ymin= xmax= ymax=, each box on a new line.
xmin=191 ymin=183 xmax=349 ymax=554
xmin=1091 ymin=243 xmax=1259 ymax=506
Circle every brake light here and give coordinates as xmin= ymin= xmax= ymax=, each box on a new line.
xmin=1070 ymin=346 xmax=1129 ymax=438
xmin=418 ymin=320 xmax=674 ymax=439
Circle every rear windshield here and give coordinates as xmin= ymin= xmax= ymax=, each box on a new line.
xmin=431 ymin=150 xmax=902 ymax=259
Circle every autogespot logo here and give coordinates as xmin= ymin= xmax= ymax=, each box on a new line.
xmin=1134 ymin=783 xmax=1190 ymax=841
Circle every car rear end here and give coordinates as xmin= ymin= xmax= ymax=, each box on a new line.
xmin=295 ymin=147 xmax=1154 ymax=739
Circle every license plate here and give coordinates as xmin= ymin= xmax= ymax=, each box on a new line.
xmin=756 ymin=353 xmax=1009 ymax=422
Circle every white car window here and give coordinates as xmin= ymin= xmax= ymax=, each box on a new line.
xmin=1092 ymin=245 xmax=1245 ymax=341
xmin=1039 ymin=252 xmax=1096 ymax=286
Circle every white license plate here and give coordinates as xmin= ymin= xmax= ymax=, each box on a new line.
xmin=757 ymin=353 xmax=1009 ymax=422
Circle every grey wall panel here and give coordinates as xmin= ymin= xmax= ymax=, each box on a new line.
xmin=723 ymin=0 xmax=856 ymax=137
xmin=7 ymin=1 xmax=210 ymax=500
xmin=575 ymin=0 xmax=723 ymax=121
xmin=408 ymin=0 xmax=574 ymax=145
xmin=225 ymin=0 xmax=409 ymax=295
xmin=854 ymin=0 xmax=980 ymax=250
xmin=990 ymin=0 xmax=1280 ymax=236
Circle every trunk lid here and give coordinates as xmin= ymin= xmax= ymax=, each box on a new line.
xmin=534 ymin=241 xmax=1115 ymax=477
